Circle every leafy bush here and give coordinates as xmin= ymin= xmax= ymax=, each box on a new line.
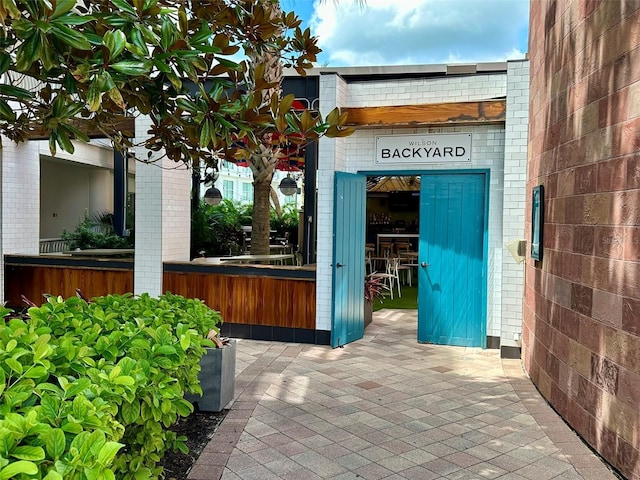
xmin=0 ymin=293 xmax=221 ymax=479
xmin=62 ymin=212 xmax=133 ymax=250
xmin=191 ymin=199 xmax=251 ymax=257
xmin=192 ymin=198 xmax=301 ymax=257
xmin=364 ymin=273 xmax=387 ymax=303
xmin=270 ymin=204 xmax=299 ymax=246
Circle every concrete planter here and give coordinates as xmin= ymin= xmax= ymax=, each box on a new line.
xmin=364 ymin=301 xmax=373 ymax=328
xmin=186 ymin=339 xmax=236 ymax=412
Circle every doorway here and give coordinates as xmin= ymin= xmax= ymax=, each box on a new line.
xmin=363 ymin=172 xmax=487 ymax=347
xmin=366 ymin=175 xmax=420 ymax=310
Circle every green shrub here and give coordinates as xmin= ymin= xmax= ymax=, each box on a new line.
xmin=191 ymin=199 xmax=247 ymax=257
xmin=0 ymin=303 xmax=127 ymax=480
xmin=192 ymin=198 xmax=302 ymax=257
xmin=0 ymin=293 xmax=221 ymax=479
xmin=270 ymin=204 xmax=299 ymax=246
xmin=62 ymin=213 xmax=133 ymax=251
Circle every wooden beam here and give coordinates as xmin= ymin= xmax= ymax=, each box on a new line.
xmin=26 ymin=116 xmax=135 ymax=140
xmin=343 ymin=100 xmax=506 ymax=128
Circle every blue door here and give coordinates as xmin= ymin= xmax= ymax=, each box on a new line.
xmin=332 ymin=172 xmax=366 ymax=347
xmin=418 ymin=174 xmax=486 ymax=347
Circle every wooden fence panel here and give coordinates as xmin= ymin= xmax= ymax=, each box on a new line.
xmin=163 ymin=271 xmax=316 ymax=330
xmin=5 ymin=264 xmax=133 ymax=306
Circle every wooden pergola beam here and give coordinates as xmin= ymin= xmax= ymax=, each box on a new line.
xmin=26 ymin=116 xmax=135 ymax=140
xmin=343 ymin=100 xmax=506 ymax=128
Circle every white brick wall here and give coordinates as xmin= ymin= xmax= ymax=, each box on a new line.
xmin=133 ymin=116 xmax=191 ymax=297
xmin=316 ymin=62 xmax=529 ymax=349
xmin=161 ymin=162 xmax=190 ymax=262
xmin=346 ymin=74 xmax=507 ymax=107
xmin=133 ymin=155 xmax=189 ymax=296
xmin=317 ymin=74 xmax=349 ymax=331
xmin=501 ymin=60 xmax=530 ymax=347
xmin=1 ymin=140 xmax=40 ymax=259
xmin=0 ymin=139 xmax=41 ymax=301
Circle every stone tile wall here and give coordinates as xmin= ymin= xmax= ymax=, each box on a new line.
xmin=524 ymin=1 xmax=640 ymax=478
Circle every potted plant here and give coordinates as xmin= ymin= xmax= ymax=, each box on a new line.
xmin=364 ymin=273 xmax=387 ymax=327
xmin=186 ymin=329 xmax=236 ymax=412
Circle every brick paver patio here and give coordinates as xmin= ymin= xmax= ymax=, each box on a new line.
xmin=188 ymin=309 xmax=619 ymax=480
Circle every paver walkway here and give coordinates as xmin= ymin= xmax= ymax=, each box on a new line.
xmin=188 ymin=309 xmax=619 ymax=480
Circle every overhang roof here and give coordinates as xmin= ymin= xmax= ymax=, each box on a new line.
xmin=367 ymin=176 xmax=420 ymax=192
xmin=284 ymin=61 xmax=516 ymax=81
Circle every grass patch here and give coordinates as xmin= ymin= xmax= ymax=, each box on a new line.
xmin=373 ymin=285 xmax=418 ymax=311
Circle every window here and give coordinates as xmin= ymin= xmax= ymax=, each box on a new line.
xmin=223 ymin=180 xmax=234 ymax=201
xmin=242 ymin=183 xmax=252 ymax=202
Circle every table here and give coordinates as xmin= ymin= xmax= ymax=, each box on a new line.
xmin=376 ymin=234 xmax=418 ymax=254
xmin=368 ymin=256 xmax=388 ymax=273
xmin=64 ymin=249 xmax=135 ymax=257
xmin=219 ymin=254 xmax=294 ymax=265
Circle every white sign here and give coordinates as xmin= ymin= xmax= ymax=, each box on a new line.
xmin=375 ymin=133 xmax=472 ymax=164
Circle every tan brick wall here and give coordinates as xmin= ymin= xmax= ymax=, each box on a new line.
xmin=525 ymin=1 xmax=640 ymax=478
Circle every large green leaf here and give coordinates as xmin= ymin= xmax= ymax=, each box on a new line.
xmin=0 ymin=460 xmax=39 ymax=479
xmin=102 ymin=30 xmax=126 ymax=60
xmin=51 ymin=24 xmax=91 ymax=50
xmin=97 ymin=442 xmax=123 ymax=466
xmin=6 ymin=357 xmax=22 ymax=374
xmin=0 ymin=52 xmax=11 ymax=75
xmin=10 ymin=445 xmax=45 ymax=461
xmin=51 ymin=14 xmax=94 ymax=25
xmin=129 ymin=28 xmax=149 ymax=55
xmin=15 ymin=32 xmax=40 ymax=71
xmin=109 ymin=0 xmax=136 ymax=15
xmin=50 ymin=0 xmax=76 ymax=19
xmin=44 ymin=429 xmax=66 ymax=460
xmin=87 ymin=79 xmax=102 ymax=111
xmin=110 ymin=60 xmax=151 ymax=76
xmin=23 ymin=365 xmax=47 ymax=378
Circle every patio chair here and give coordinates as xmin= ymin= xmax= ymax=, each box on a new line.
xmin=371 ymin=256 xmax=402 ymax=299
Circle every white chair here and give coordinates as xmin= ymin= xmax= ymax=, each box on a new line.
xmin=365 ymin=250 xmax=373 ymax=274
xmin=371 ymin=256 xmax=402 ymax=299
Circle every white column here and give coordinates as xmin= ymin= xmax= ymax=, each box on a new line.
xmin=133 ymin=117 xmax=191 ymax=297
xmin=501 ymin=59 xmax=530 ymax=350
xmin=316 ymin=73 xmax=348 ymax=331
xmin=0 ymin=139 xmax=41 ymax=302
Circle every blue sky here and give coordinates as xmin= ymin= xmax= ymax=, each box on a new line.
xmin=280 ymin=0 xmax=530 ymax=67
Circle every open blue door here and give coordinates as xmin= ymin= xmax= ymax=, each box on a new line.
xmin=331 ymin=172 xmax=366 ymax=348
xmin=418 ymin=174 xmax=487 ymax=347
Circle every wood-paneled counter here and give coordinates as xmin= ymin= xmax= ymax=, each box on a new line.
xmin=4 ymin=256 xmax=323 ymax=344
xmin=164 ymin=262 xmax=323 ymax=344
xmin=4 ymin=255 xmax=134 ymax=306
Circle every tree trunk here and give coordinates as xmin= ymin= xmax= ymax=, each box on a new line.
xmin=245 ymin=1 xmax=283 ymax=257
xmin=251 ymin=173 xmax=274 ymax=255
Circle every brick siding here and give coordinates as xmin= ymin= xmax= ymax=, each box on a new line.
xmin=524 ymin=1 xmax=640 ymax=478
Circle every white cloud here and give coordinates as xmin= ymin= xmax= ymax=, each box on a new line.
xmin=309 ymin=0 xmax=529 ymax=67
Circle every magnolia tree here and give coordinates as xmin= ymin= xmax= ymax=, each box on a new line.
xmin=0 ymin=0 xmax=352 ymax=253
